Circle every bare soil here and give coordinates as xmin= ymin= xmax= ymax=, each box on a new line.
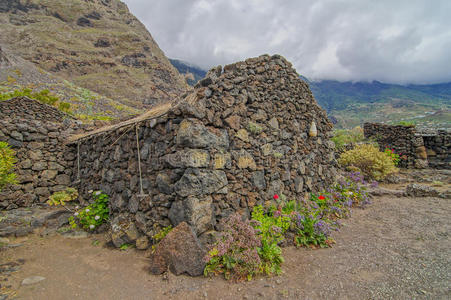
xmin=1 ymin=191 xmax=449 ymax=300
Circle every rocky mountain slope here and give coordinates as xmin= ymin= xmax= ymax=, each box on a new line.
xmin=0 ymin=45 xmax=140 ymax=119
xmin=0 ymin=0 xmax=188 ymax=111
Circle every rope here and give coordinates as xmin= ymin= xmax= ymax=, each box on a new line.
xmin=108 ymin=125 xmax=134 ymax=149
xmin=77 ymin=142 xmax=80 ymax=180
xmin=135 ymin=124 xmax=145 ymax=196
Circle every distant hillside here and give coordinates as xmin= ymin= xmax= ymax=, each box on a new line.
xmin=0 ymin=0 xmax=188 ymax=111
xmin=169 ymin=59 xmax=206 ymax=86
xmin=305 ymin=79 xmax=451 ymax=129
xmin=306 ymin=79 xmax=451 ymax=111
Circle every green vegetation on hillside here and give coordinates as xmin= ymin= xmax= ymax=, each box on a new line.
xmin=330 ymin=127 xmax=365 ymax=151
xmin=304 ymin=79 xmax=451 ymax=129
xmin=0 ymin=88 xmax=72 ymax=114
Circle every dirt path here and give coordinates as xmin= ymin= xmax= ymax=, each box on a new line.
xmin=1 ymin=194 xmax=450 ymax=300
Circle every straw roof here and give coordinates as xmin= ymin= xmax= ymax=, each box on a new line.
xmin=67 ymin=92 xmax=199 ymax=144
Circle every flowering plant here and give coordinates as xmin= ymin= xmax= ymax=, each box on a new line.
xmin=205 ymin=172 xmax=372 ymax=280
xmin=293 ymin=203 xmax=333 ymax=248
xmin=204 ymin=213 xmax=262 ymax=281
xmin=331 ymin=172 xmax=371 ymax=208
xmin=251 ymin=205 xmax=287 ymax=275
xmin=384 ymin=148 xmax=400 ymax=166
xmin=69 ymin=190 xmax=109 ymax=231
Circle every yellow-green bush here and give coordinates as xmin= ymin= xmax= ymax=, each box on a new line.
xmin=0 ymin=142 xmax=17 ymax=191
xmin=338 ymin=144 xmax=397 ymax=180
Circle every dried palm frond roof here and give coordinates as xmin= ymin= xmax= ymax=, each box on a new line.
xmin=67 ymin=91 xmax=200 ymax=144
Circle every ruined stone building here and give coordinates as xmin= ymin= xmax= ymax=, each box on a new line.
xmin=0 ymin=97 xmax=77 ymax=209
xmin=68 ymin=55 xmax=338 ymax=245
xmin=364 ymin=123 xmax=450 ymax=169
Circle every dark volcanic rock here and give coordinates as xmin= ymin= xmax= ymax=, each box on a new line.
xmin=121 ymin=53 xmax=147 ymax=68
xmin=94 ymin=38 xmax=110 ymax=48
xmin=149 ymin=222 xmax=206 ymax=276
xmin=76 ymin=17 xmax=92 ymax=27
xmin=174 ymin=168 xmax=228 ymax=197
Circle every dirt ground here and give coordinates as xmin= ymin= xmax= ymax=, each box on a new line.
xmin=1 ymin=191 xmax=449 ymax=300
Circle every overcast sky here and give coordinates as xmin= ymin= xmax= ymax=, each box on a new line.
xmin=123 ymin=0 xmax=451 ymax=84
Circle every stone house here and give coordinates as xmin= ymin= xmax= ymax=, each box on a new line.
xmin=68 ymin=55 xmax=339 ymax=246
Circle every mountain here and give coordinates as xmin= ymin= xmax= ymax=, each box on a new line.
xmin=305 ymin=79 xmax=451 ymax=129
xmin=306 ymin=79 xmax=451 ymax=111
xmin=0 ymin=0 xmax=188 ymax=115
xmin=169 ymin=59 xmax=206 ymax=86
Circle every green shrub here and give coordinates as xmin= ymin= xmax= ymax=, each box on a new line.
xmin=58 ymin=102 xmax=72 ymax=114
xmin=0 ymin=142 xmax=17 ymax=191
xmin=47 ymin=188 xmax=78 ymax=206
xmin=0 ymin=88 xmax=72 ymax=114
xmin=398 ymin=120 xmax=415 ymax=127
xmin=251 ymin=205 xmax=287 ymax=275
xmin=338 ymin=144 xmax=398 ymax=180
xmin=293 ymin=206 xmax=331 ymax=248
xmin=69 ymin=190 xmax=109 ymax=231
xmin=384 ymin=148 xmax=401 ymax=166
xmin=331 ymin=127 xmax=365 ymax=151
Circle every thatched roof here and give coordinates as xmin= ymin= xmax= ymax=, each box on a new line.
xmin=67 ymin=92 xmax=199 ymax=144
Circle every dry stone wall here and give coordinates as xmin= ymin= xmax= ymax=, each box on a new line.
xmin=73 ymin=54 xmax=338 ymax=246
xmin=0 ymin=97 xmax=77 ymax=209
xmin=421 ymin=130 xmax=451 ymax=169
xmin=364 ymin=123 xmax=450 ymax=169
xmin=363 ymin=123 xmax=425 ymax=168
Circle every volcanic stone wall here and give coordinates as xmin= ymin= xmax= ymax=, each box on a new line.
xmin=73 ymin=54 xmax=338 ymax=246
xmin=363 ymin=123 xmax=427 ymax=168
xmin=421 ymin=130 xmax=451 ymax=169
xmin=0 ymin=97 xmax=77 ymax=209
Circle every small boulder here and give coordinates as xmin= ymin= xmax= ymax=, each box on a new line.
xmin=405 ymin=184 xmax=439 ymax=197
xmin=149 ymin=222 xmax=206 ymax=276
xmin=136 ymin=236 xmax=150 ymax=250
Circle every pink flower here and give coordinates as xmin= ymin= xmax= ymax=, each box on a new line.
xmin=273 ymin=194 xmax=279 ymax=200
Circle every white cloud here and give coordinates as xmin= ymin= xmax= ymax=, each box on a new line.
xmin=124 ymin=0 xmax=451 ymax=84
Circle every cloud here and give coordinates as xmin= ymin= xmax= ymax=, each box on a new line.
xmin=124 ymin=0 xmax=451 ymax=84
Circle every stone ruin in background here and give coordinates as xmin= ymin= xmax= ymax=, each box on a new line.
xmin=364 ymin=123 xmax=450 ymax=169
xmin=68 ymin=54 xmax=339 ymax=246
xmin=0 ymin=97 xmax=78 ymax=209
